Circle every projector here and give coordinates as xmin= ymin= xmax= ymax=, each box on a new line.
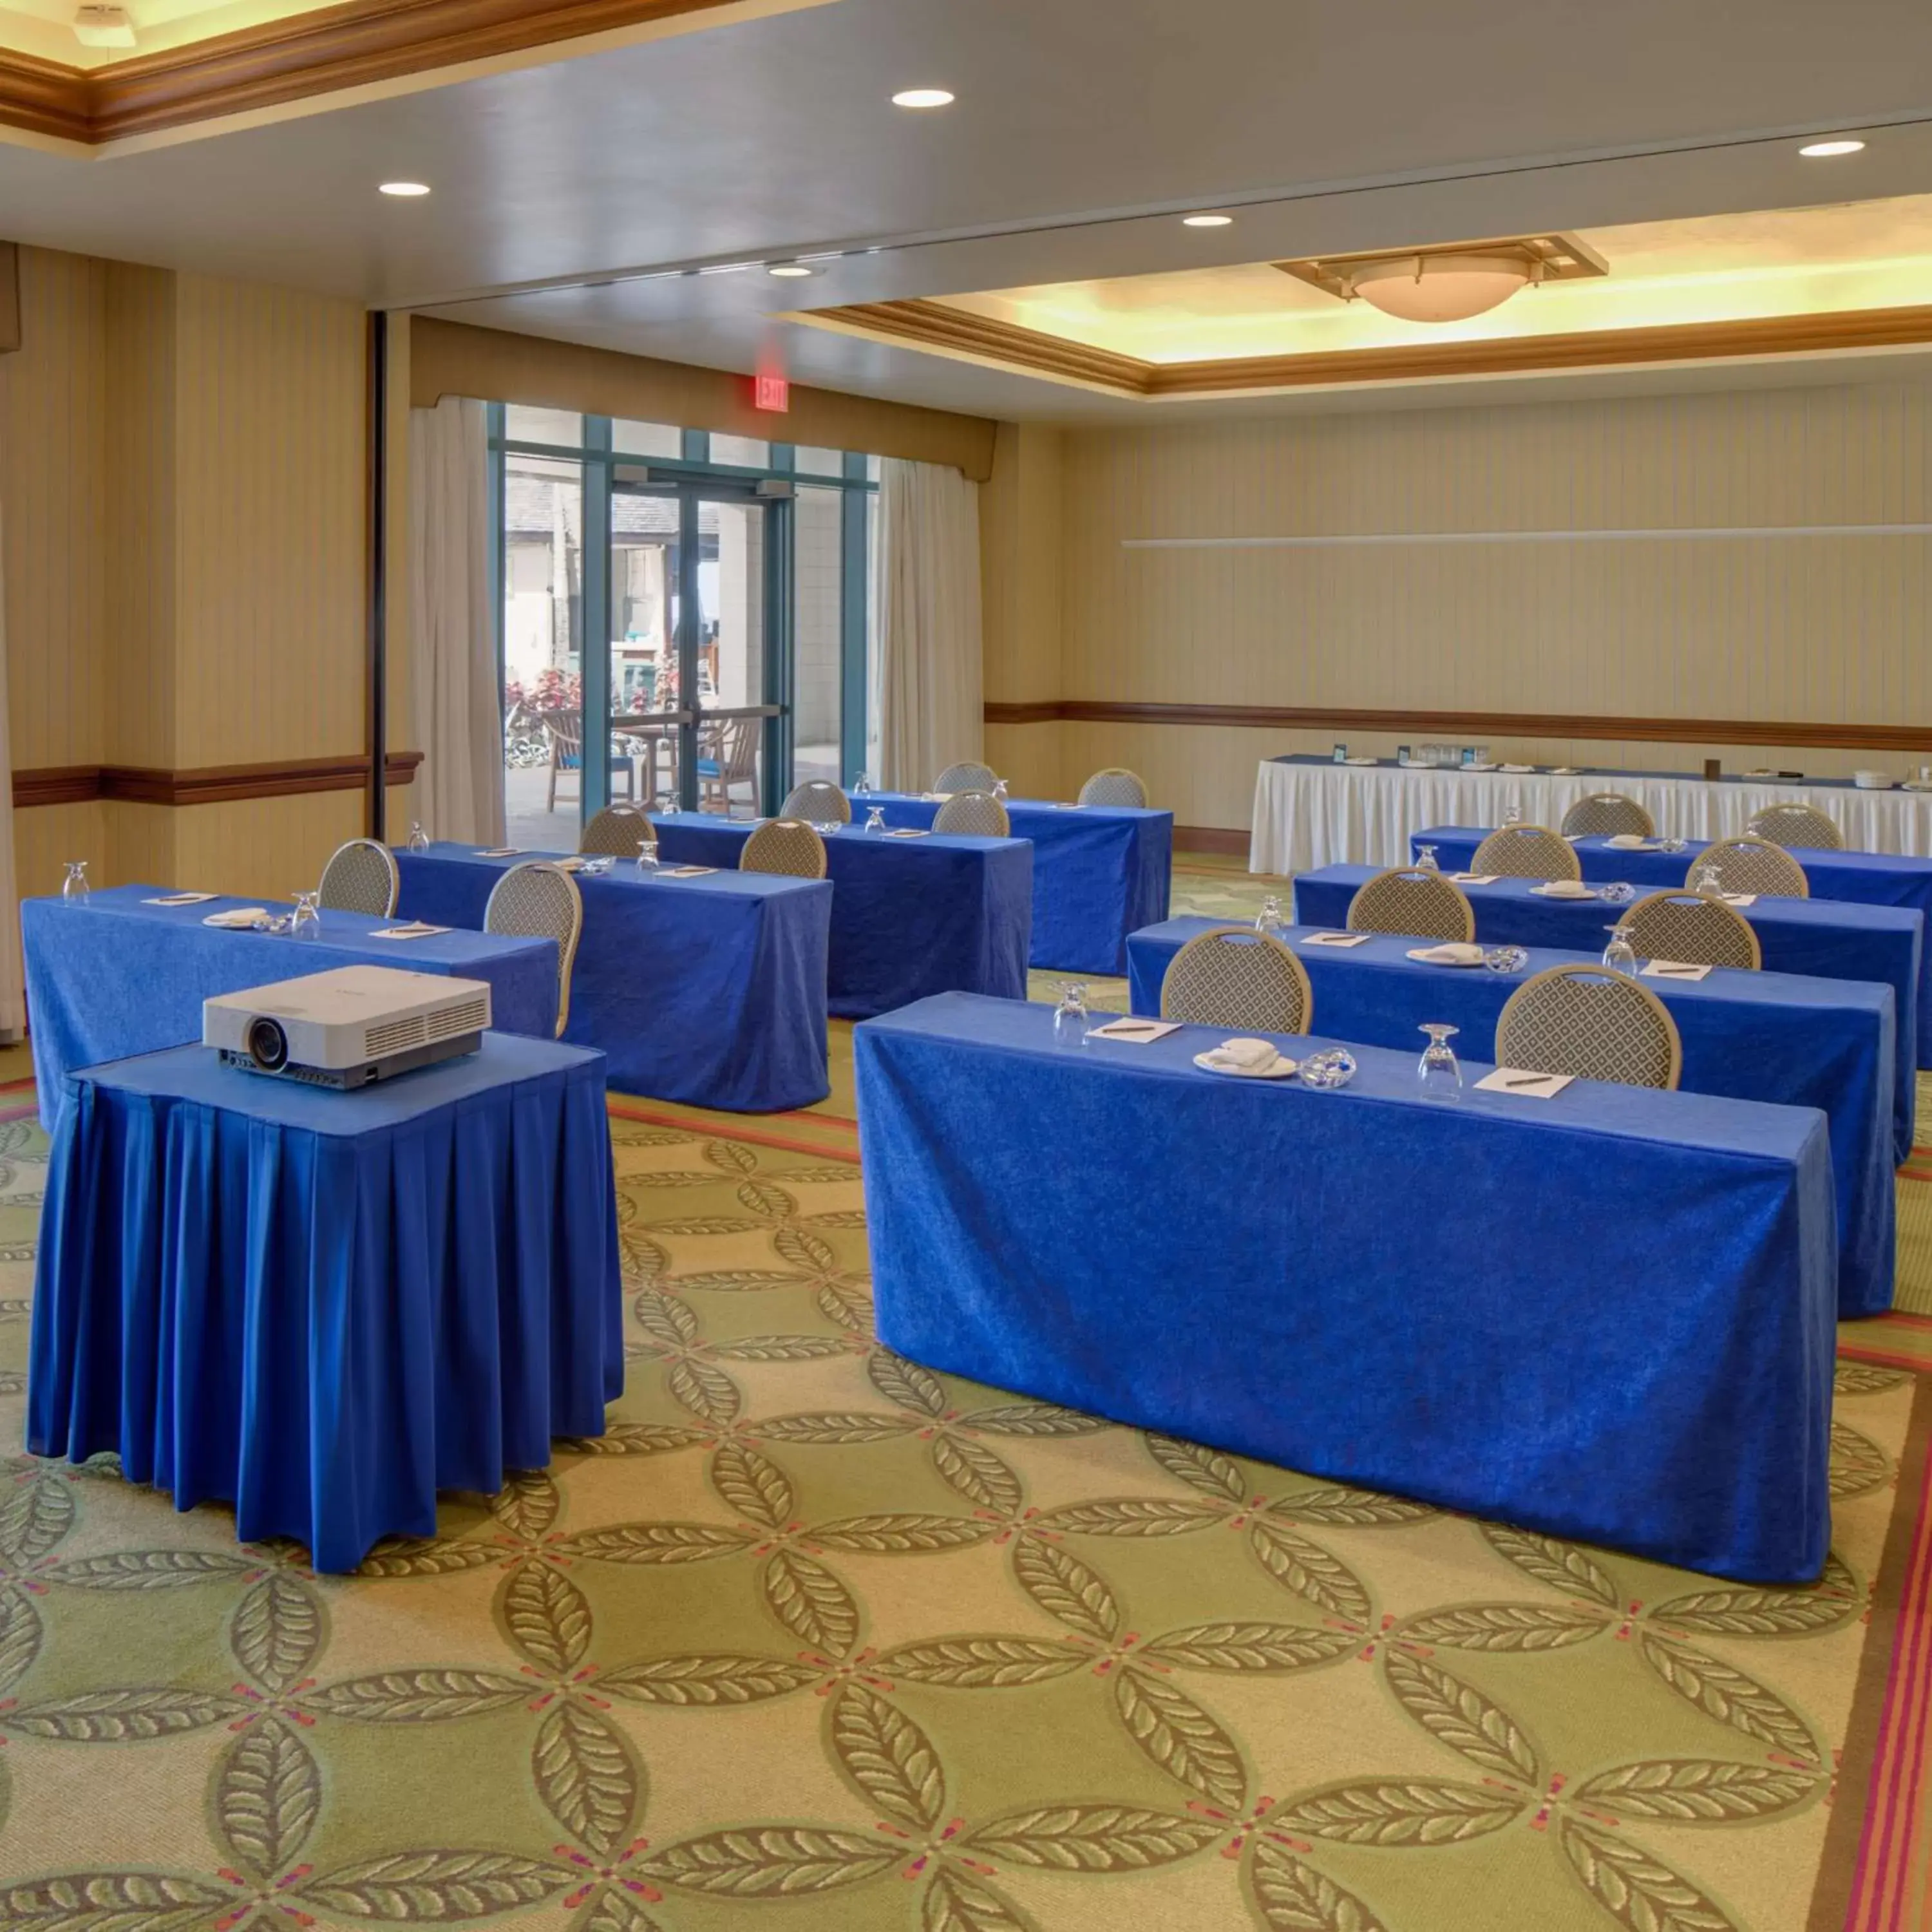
xmin=203 ymin=966 xmax=491 ymax=1088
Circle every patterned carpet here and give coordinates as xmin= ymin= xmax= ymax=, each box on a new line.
xmin=1 ymin=862 xmax=1930 ymax=1931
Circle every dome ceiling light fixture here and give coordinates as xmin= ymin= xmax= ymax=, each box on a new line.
xmin=1274 ymin=232 xmax=1609 ymax=325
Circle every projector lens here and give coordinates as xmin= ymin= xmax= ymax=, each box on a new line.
xmin=246 ymin=1017 xmax=289 ymax=1072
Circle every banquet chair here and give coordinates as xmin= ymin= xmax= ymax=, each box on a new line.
xmin=1747 ymin=802 xmax=1844 ymax=851
xmin=1622 ymin=891 xmax=1762 ymax=970
xmin=781 ymin=779 xmax=852 ymax=822
xmin=934 ymin=761 xmax=998 ymax=793
xmin=934 ymin=790 xmax=1011 ymax=836
xmin=1077 ymin=768 xmax=1149 ymax=808
xmin=742 ymin=819 xmax=828 ymax=879
xmin=1160 ymin=926 xmax=1312 ymax=1034
xmin=317 ymin=838 xmax=399 ymax=918
xmin=1346 ymin=869 xmax=1476 ymax=943
xmin=581 ymin=803 xmax=654 ymax=857
xmin=485 ymin=862 xmax=583 ymax=1038
xmin=1560 ymin=793 xmax=1656 ymax=838
xmin=1495 ymin=965 xmax=1682 ymax=1090
xmin=1470 ymin=824 xmax=1583 ymax=880
xmin=697 ymin=715 xmax=761 ymax=815
xmin=1698 ymin=836 xmax=1810 ymax=898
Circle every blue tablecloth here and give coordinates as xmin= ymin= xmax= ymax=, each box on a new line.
xmin=22 ymin=887 xmax=559 ymax=1133
xmin=1128 ymin=915 xmax=1895 ymax=1316
xmin=862 ymin=792 xmax=1171 ymax=974
xmin=650 ymin=814 xmax=1032 ymax=1018
xmin=1296 ymin=864 xmax=1922 ymax=1162
xmin=1413 ymin=825 xmax=1932 ymax=1068
xmin=855 ymin=993 xmax=1835 ymax=1582
xmin=395 ymin=844 xmax=831 ymax=1113
xmin=28 ymin=1034 xmax=622 ymax=1572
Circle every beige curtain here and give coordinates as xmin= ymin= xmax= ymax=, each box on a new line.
xmin=875 ymin=458 xmax=983 ymax=793
xmin=0 ymin=506 xmax=19 ymax=1039
xmin=408 ymin=397 xmax=504 ymax=846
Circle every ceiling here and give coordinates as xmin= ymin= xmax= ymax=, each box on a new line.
xmin=0 ymin=0 xmax=334 ymax=68
xmin=7 ymin=0 xmax=1932 ymax=421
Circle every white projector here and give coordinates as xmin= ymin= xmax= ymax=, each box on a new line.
xmin=203 ymin=965 xmax=491 ymax=1088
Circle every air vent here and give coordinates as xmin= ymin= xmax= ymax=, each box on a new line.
xmin=425 ymin=995 xmax=489 ymax=1042
xmin=363 ymin=1014 xmax=428 ymax=1057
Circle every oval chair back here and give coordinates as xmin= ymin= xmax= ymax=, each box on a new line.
xmin=1496 ymin=965 xmax=1682 ymax=1090
xmin=934 ymin=761 xmax=997 ymax=793
xmin=485 ymin=861 xmax=584 ymax=1038
xmin=741 ymin=819 xmax=828 ymax=879
xmin=317 ymin=838 xmax=400 ymax=918
xmin=933 ymin=790 xmax=1010 ymax=837
xmin=1160 ymin=927 xmax=1312 ymax=1034
xmin=780 ymin=780 xmax=852 ymax=823
xmin=582 ymin=803 xmax=654 ymax=856
xmin=1559 ymin=793 xmax=1655 ymax=838
xmin=1077 ymin=768 xmax=1149 ymax=808
xmin=1698 ymin=836 xmax=1810 ymax=898
xmin=1470 ymin=824 xmax=1582 ymax=880
xmin=1747 ymin=802 xmax=1843 ymax=852
xmin=1345 ymin=869 xmax=1477 ymax=943
xmin=1622 ymin=891 xmax=1761 ymax=971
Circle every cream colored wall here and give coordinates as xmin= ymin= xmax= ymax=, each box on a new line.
xmin=979 ymin=421 xmax=1067 ymax=799
xmin=1041 ymin=380 xmax=1932 ymax=828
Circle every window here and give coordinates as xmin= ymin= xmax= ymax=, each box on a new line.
xmin=504 ymin=405 xmax=583 ymax=446
xmin=614 ymin=418 xmax=681 ymax=458
xmin=708 ymin=433 xmax=768 ymax=469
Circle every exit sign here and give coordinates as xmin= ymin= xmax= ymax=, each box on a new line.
xmin=752 ymin=373 xmax=790 ymax=413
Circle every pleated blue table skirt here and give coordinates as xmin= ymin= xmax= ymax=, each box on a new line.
xmin=862 ymin=793 xmax=1171 ymax=974
xmin=396 ymin=844 xmax=832 ymax=1112
xmin=649 ymin=814 xmax=1033 ymax=1018
xmin=27 ymin=1035 xmax=623 ymax=1573
xmin=1128 ymin=915 xmax=1895 ymax=1316
xmin=23 ymin=888 xmax=560 ymax=1133
xmin=856 ymin=994 xmax=1836 ymax=1582
xmin=1295 ymin=863 xmax=1922 ymax=1162
xmin=1414 ymin=825 xmax=1932 ymax=1068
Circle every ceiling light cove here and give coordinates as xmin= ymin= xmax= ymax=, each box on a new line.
xmin=891 ymin=88 xmax=954 ymax=108
xmin=378 ymin=181 xmax=431 ymax=197
xmin=767 ymin=264 xmax=814 ymax=278
xmin=1183 ymin=213 xmax=1234 ymax=228
xmin=1799 ymin=138 xmax=1867 ymax=157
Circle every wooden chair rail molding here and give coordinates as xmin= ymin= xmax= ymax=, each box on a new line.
xmin=14 ymin=752 xmax=423 ymax=809
xmin=0 ymin=0 xmax=750 ymax=144
xmin=984 ymin=699 xmax=1932 ymax=754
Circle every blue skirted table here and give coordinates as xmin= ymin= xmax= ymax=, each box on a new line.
xmin=397 ymin=844 xmax=832 ymax=1112
xmin=649 ymin=813 xmax=1032 ymax=1018
xmin=1295 ymin=862 xmax=1922 ymax=1162
xmin=28 ymin=1034 xmax=623 ymax=1573
xmin=1128 ymin=914 xmax=1895 ymax=1316
xmin=862 ymin=792 xmax=1171 ymax=974
xmin=1412 ymin=826 xmax=1932 ymax=1069
xmin=855 ymin=992 xmax=1835 ymax=1582
xmin=22 ymin=887 xmax=560 ymax=1133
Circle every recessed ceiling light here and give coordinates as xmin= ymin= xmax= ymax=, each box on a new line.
xmin=1799 ymin=138 xmax=1866 ymax=156
xmin=767 ymin=263 xmax=814 ymax=278
xmin=379 ymin=181 xmax=431 ymax=196
xmin=891 ymin=88 xmax=954 ymax=108
xmin=1182 ymin=213 xmax=1233 ymax=227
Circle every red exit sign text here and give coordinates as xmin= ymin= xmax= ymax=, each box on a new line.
xmin=752 ymin=374 xmax=790 ymax=413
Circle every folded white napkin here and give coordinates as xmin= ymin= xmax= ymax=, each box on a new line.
xmin=373 ymin=923 xmax=448 ymax=940
xmin=1475 ymin=1067 xmax=1575 ymax=1097
xmin=920 ymin=791 xmax=954 ymax=802
xmin=1718 ymin=892 xmax=1759 ymax=908
xmin=1342 ymin=757 xmax=1378 ymax=766
xmin=1408 ymin=942 xmax=1487 ymax=965
xmin=1533 ymin=881 xmax=1595 ymax=898
xmin=1500 ymin=763 xmax=1535 ymax=773
xmin=144 ymin=891 xmax=216 ymax=906
xmin=1551 ymin=766 xmax=1580 ymax=775
xmin=1603 ymin=834 xmax=1651 ymax=850
xmin=1448 ymin=872 xmax=1499 ymax=885
xmin=202 ymin=907 xmax=268 ymax=929
xmin=1641 ymin=960 xmax=1712 ymax=982
xmin=1206 ymin=1037 xmax=1280 ymax=1072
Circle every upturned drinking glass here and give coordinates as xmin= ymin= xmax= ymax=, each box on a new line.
xmin=654 ymin=793 xmax=675 ymax=819
xmin=1692 ymin=862 xmax=1723 ymax=898
xmin=1502 ymin=803 xmax=1522 ymax=826
xmin=290 ymin=891 xmax=321 ymax=939
xmin=1598 ymin=880 xmax=1636 ymax=905
xmin=864 ymin=807 xmax=886 ymax=833
xmin=1484 ymin=945 xmax=1529 ymax=974
xmin=1602 ymin=923 xmax=1638 ymax=974
xmin=1415 ymin=844 xmax=1441 ymax=874
xmin=1254 ymin=895 xmax=1285 ymax=937
xmin=406 ymin=821 xmax=430 ymax=852
xmin=993 ymin=778 xmax=1010 ymax=800
xmin=1658 ymin=835 xmax=1688 ymax=855
xmin=636 ymin=838 xmax=660 ymax=873
xmin=61 ymin=860 xmax=90 ymax=905
xmin=1299 ymin=1046 xmax=1356 ymax=1090
xmin=1052 ymin=983 xmax=1092 ymax=1048
xmin=1417 ymin=1021 xmax=1462 ymax=1100
xmin=853 ymin=773 xmax=873 ymax=796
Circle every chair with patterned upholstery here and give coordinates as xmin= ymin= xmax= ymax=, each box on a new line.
xmin=1160 ymin=926 xmax=1312 ymax=1034
xmin=1077 ymin=768 xmax=1149 ymax=808
xmin=1560 ymin=793 xmax=1656 ymax=838
xmin=780 ymin=779 xmax=852 ymax=823
xmin=934 ymin=790 xmax=1011 ymax=836
xmin=581 ymin=803 xmax=654 ymax=857
xmin=1470 ymin=824 xmax=1583 ymax=880
xmin=934 ymin=761 xmax=997 ymax=793
xmin=1622 ymin=891 xmax=1761 ymax=970
xmin=317 ymin=838 xmax=399 ymax=918
xmin=741 ymin=819 xmax=828 ymax=879
xmin=1747 ymin=802 xmax=1844 ymax=851
xmin=1698 ymin=835 xmax=1810 ymax=898
xmin=484 ymin=862 xmax=583 ymax=1038
xmin=1345 ymin=869 xmax=1477 ymax=943
xmin=1495 ymin=965 xmax=1683 ymax=1090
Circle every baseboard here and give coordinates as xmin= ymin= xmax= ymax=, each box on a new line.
xmin=1174 ymin=824 xmax=1249 ymax=857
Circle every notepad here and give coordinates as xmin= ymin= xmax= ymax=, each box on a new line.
xmin=1448 ymin=873 xmax=1500 ymax=885
xmin=1300 ymin=931 xmax=1370 ymax=948
xmin=1089 ymin=1018 xmax=1180 ymax=1043
xmin=1642 ymin=960 xmax=1713 ymax=982
xmin=1718 ymin=893 xmax=1759 ymax=908
xmin=144 ymin=892 xmax=216 ymax=907
xmin=372 ymin=923 xmax=450 ymax=940
xmin=1475 ymin=1067 xmax=1575 ymax=1098
xmin=661 ymin=866 xmax=715 ymax=878
xmin=476 ymin=848 xmax=521 ymax=858
xmin=884 ymin=828 xmax=929 ymax=839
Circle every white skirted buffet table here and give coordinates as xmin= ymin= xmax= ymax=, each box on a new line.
xmin=1250 ymin=754 xmax=1932 ymax=874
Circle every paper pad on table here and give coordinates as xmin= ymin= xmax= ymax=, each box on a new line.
xmin=373 ymin=923 xmax=449 ymax=940
xmin=1300 ymin=931 xmax=1370 ymax=948
xmin=1603 ymin=834 xmax=1653 ymax=849
xmin=1642 ymin=960 xmax=1713 ymax=982
xmin=202 ymin=907 xmax=268 ymax=929
xmin=884 ymin=828 xmax=929 ymax=839
xmin=1408 ymin=942 xmax=1488 ymax=965
xmin=1089 ymin=1018 xmax=1180 ymax=1043
xmin=661 ymin=866 xmax=715 ymax=878
xmin=144 ymin=892 xmax=216 ymax=906
xmin=1448 ymin=872 xmax=1499 ymax=885
xmin=1476 ymin=1067 xmax=1575 ymax=1097
xmin=477 ymin=847 xmax=521 ymax=858
xmin=1719 ymin=892 xmax=1759 ymax=907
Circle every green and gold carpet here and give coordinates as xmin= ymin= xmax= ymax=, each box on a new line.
xmin=1 ymin=865 xmax=1930 ymax=1931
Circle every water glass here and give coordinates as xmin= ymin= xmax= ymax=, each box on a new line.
xmin=853 ymin=773 xmax=873 ymax=796
xmin=814 ymin=820 xmax=842 ymax=839
xmin=1484 ymin=945 xmax=1529 ymax=974
xmin=1602 ymin=923 xmax=1638 ymax=974
xmin=1658 ymin=835 xmax=1688 ymax=855
xmin=1692 ymin=862 xmax=1723 ymax=898
xmin=1415 ymin=844 xmax=1441 ymax=874
xmin=636 ymin=837 xmax=659 ymax=873
xmin=61 ymin=860 xmax=90 ymax=905
xmin=1254 ymin=895 xmax=1285 ymax=937
xmin=1299 ymin=1047 xmax=1356 ymax=1090
xmin=993 ymin=778 xmax=1010 ymax=800
xmin=406 ymin=821 xmax=430 ymax=853
xmin=864 ymin=807 xmax=886 ymax=833
xmin=1052 ymin=983 xmax=1092 ymax=1049
xmin=654 ymin=793 xmax=675 ymax=819
xmin=290 ymin=891 xmax=321 ymax=940
xmin=1417 ymin=1022 xmax=1462 ymax=1101
xmin=1598 ymin=880 xmax=1636 ymax=905
xmin=1502 ymin=803 xmax=1522 ymax=826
